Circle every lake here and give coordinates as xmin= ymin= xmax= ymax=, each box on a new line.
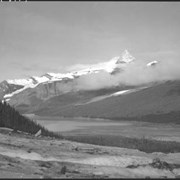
xmin=35 ymin=118 xmax=131 ymax=132
xmin=25 ymin=115 xmax=180 ymax=143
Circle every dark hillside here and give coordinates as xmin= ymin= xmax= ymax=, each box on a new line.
xmin=0 ymin=102 xmax=61 ymax=138
xmin=35 ymin=81 xmax=180 ymax=124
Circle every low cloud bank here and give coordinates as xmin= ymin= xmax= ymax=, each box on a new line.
xmin=75 ymin=58 xmax=180 ymax=90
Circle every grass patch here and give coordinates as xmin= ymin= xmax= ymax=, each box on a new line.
xmin=65 ymin=134 xmax=180 ymax=153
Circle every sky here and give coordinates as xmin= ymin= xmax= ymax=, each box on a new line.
xmin=0 ymin=2 xmax=180 ymax=82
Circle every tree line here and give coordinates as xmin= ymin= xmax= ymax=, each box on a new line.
xmin=0 ymin=101 xmax=62 ymax=138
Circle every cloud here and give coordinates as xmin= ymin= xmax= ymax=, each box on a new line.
xmin=67 ymin=64 xmax=94 ymax=72
xmin=138 ymin=50 xmax=179 ymax=56
xmin=74 ymin=57 xmax=180 ymax=90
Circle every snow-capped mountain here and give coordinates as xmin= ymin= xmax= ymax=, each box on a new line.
xmin=116 ymin=49 xmax=135 ymax=64
xmin=0 ymin=49 xmax=160 ymax=114
xmin=4 ymin=50 xmax=135 ymax=85
xmin=0 ymin=50 xmax=137 ymax=100
xmin=73 ymin=49 xmax=136 ymax=74
xmin=1 ymin=49 xmax=179 ymax=123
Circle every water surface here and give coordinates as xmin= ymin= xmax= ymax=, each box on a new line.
xmin=32 ymin=116 xmax=180 ymax=142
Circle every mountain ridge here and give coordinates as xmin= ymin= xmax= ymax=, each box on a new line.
xmin=0 ymin=50 xmax=158 ymax=102
xmin=2 ymin=49 xmax=177 ymax=123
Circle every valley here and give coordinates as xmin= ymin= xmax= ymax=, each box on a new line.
xmin=1 ymin=110 xmax=180 ymax=178
xmin=1 ymin=54 xmax=180 ymax=178
xmin=33 ymin=116 xmax=180 ymax=143
xmin=0 ymin=46 xmax=180 ymax=179
xmin=1 ymin=2 xmax=180 ymax=178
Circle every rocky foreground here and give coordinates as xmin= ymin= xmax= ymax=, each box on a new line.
xmin=0 ymin=128 xmax=180 ymax=178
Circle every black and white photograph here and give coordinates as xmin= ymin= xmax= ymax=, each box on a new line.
xmin=0 ymin=1 xmax=180 ymax=178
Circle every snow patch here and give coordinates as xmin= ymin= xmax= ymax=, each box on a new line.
xmin=45 ymin=72 xmax=74 ymax=80
xmin=3 ymin=83 xmax=38 ymax=99
xmin=112 ymin=89 xmax=131 ymax=96
xmin=76 ymin=89 xmax=134 ymax=105
xmin=7 ymin=79 xmax=34 ymax=86
xmin=147 ymin=61 xmax=158 ymax=67
xmin=31 ymin=76 xmax=49 ymax=84
xmin=117 ymin=49 xmax=135 ymax=64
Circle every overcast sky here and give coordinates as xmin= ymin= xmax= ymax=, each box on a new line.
xmin=0 ymin=2 xmax=180 ymax=81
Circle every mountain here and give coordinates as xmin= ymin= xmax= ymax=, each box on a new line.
xmin=0 ymin=80 xmax=24 ymax=100
xmin=0 ymin=50 xmax=137 ymax=102
xmin=3 ymin=49 xmax=178 ymax=123
xmin=33 ymin=80 xmax=180 ymax=123
xmin=0 ymin=50 xmax=156 ymax=102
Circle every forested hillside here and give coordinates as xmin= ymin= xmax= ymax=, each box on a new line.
xmin=0 ymin=102 xmax=61 ymax=138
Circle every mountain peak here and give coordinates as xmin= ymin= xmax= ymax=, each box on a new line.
xmin=116 ymin=49 xmax=135 ymax=64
